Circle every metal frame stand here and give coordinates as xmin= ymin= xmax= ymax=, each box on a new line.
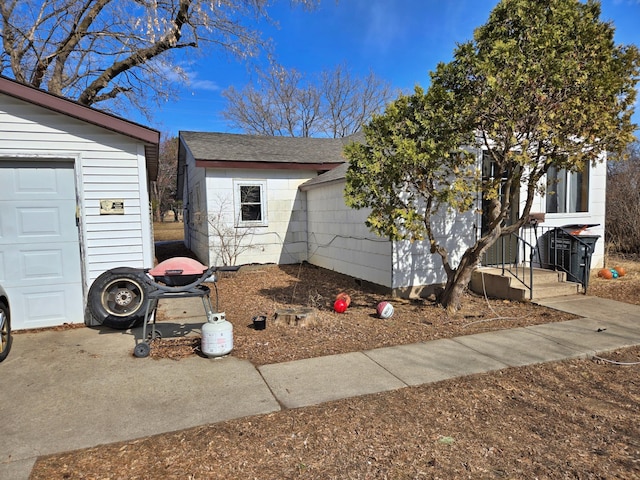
xmin=133 ymin=284 xmax=213 ymax=358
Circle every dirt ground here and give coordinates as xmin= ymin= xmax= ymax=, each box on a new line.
xmin=30 ymin=226 xmax=640 ymax=479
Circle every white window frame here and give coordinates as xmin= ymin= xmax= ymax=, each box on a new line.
xmin=545 ymin=164 xmax=589 ymax=214
xmin=233 ymin=180 xmax=268 ymax=227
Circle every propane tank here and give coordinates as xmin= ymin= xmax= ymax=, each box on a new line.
xmin=201 ymin=312 xmax=233 ymax=357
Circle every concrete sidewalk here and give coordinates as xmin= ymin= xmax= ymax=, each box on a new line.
xmin=2 ymin=295 xmax=640 ymax=479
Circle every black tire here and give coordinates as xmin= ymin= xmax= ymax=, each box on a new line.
xmin=0 ymin=300 xmax=11 ymax=362
xmin=88 ymin=268 xmax=154 ymax=330
xmin=133 ymin=342 xmax=151 ymax=358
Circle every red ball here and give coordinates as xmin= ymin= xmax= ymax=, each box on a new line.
xmin=333 ymin=299 xmax=347 ymax=313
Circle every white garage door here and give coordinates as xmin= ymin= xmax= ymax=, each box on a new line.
xmin=0 ymin=161 xmax=83 ymax=330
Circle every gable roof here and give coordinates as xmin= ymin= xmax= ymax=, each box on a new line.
xmin=299 ymin=162 xmax=350 ymax=190
xmin=179 ymin=131 xmax=354 ymax=166
xmin=177 ymin=131 xmax=361 ymax=198
xmin=0 ymin=75 xmax=160 ymax=180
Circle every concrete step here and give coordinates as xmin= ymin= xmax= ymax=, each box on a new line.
xmin=531 ymin=282 xmax=582 ymax=300
xmin=470 ymin=266 xmax=582 ymax=301
xmin=477 ymin=266 xmax=567 ymax=283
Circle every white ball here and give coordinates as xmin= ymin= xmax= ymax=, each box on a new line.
xmin=376 ymin=301 xmax=394 ymax=319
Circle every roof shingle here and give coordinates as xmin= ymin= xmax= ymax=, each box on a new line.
xmin=179 ymin=131 xmax=357 ymax=164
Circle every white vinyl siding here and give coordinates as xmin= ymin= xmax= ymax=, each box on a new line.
xmin=182 ymin=150 xmax=208 ymax=263
xmin=0 ymin=94 xmax=154 ymax=327
xmin=306 ymin=181 xmax=392 ymax=289
xmin=183 ymin=166 xmax=312 ymax=266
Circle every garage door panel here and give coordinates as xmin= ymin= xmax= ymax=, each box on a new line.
xmin=18 ymin=207 xmax=62 ymax=237
xmin=2 ymin=245 xmax=81 ymax=287
xmin=0 ymin=207 xmax=11 ymax=241
xmin=22 ymin=249 xmax=66 ymax=280
xmin=0 ymin=161 xmax=83 ymax=329
xmin=12 ymin=284 xmax=84 ymax=329
xmin=15 ymin=167 xmax=58 ymax=194
xmin=0 ymin=200 xmax=77 ymax=245
xmin=15 ymin=202 xmax=77 ymax=242
xmin=0 ymin=161 xmax=76 ymax=200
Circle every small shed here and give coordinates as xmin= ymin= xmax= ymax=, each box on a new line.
xmin=177 ymin=131 xmax=348 ymax=266
xmin=0 ymin=76 xmax=159 ymax=330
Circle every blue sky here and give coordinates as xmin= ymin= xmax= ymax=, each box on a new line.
xmin=139 ymin=0 xmax=640 ymax=138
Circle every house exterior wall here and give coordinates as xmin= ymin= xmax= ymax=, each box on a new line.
xmin=196 ymin=168 xmax=316 ymax=265
xmin=523 ymin=155 xmax=606 ymax=269
xmin=306 ymin=181 xmax=392 ymax=289
xmin=305 ymin=180 xmax=476 ymax=296
xmin=392 ymin=209 xmax=477 ymax=296
xmin=182 ymin=149 xmax=209 ymax=263
xmin=180 ymin=132 xmax=608 ymax=297
xmin=304 ymin=151 xmax=605 ymax=297
xmin=0 ymin=94 xmax=154 ymax=327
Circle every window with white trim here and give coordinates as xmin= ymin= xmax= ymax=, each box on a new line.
xmin=546 ymin=163 xmax=589 ymax=213
xmin=234 ymin=180 xmax=267 ymax=227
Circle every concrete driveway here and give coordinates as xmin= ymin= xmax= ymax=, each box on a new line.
xmin=0 ymin=318 xmax=279 ymax=479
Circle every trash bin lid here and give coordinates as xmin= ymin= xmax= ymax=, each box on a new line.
xmin=560 ymin=224 xmax=599 ymax=235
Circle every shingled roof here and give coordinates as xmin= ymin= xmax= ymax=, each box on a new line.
xmin=299 ymin=162 xmax=350 ymax=190
xmin=179 ymin=131 xmax=359 ymax=165
xmin=177 ymin=131 xmax=364 ymax=197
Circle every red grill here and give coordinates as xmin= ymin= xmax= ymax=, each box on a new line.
xmin=148 ymin=257 xmax=210 ymax=287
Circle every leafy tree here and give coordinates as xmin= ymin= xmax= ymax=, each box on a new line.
xmin=345 ymin=0 xmax=640 ymax=311
xmin=222 ymin=64 xmax=394 ymax=137
xmin=0 ymin=0 xmax=317 ymax=117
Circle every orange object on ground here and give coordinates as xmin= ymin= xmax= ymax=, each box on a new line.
xmin=613 ymin=266 xmax=626 ymax=277
xmin=336 ymin=292 xmax=351 ymax=308
xmin=598 ymin=268 xmax=613 ymax=279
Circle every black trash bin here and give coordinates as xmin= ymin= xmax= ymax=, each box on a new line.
xmin=548 ymin=224 xmax=599 ymax=292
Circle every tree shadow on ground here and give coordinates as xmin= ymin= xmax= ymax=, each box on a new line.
xmin=256 ymin=263 xmax=393 ymax=310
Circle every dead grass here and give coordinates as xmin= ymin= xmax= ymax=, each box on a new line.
xmin=588 ymin=253 xmax=640 ymax=306
xmin=153 ymin=221 xmax=185 ymax=242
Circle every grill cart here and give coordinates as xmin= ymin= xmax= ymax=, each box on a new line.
xmin=87 ymin=257 xmax=238 ymax=358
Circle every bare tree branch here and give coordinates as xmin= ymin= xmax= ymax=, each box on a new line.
xmin=0 ymin=0 xmax=319 ymax=116
xmin=222 ymin=63 xmax=395 ymax=138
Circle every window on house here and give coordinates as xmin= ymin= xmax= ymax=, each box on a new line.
xmin=234 ymin=181 xmax=267 ymax=226
xmin=546 ymin=163 xmax=589 ymax=213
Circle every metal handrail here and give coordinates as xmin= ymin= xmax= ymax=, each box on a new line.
xmin=486 ymin=232 xmax=536 ymax=300
xmin=482 ymin=225 xmax=595 ymax=299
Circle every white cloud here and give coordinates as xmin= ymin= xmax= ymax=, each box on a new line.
xmin=189 ymin=78 xmax=220 ymax=91
xmin=178 ymin=66 xmax=220 ymax=92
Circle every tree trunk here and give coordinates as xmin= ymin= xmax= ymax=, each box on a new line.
xmin=438 ymin=262 xmax=476 ymax=312
xmin=438 ymin=224 xmax=501 ymax=312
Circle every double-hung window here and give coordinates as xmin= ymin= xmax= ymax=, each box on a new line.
xmin=234 ymin=180 xmax=267 ymax=227
xmin=546 ymin=164 xmax=589 ymax=213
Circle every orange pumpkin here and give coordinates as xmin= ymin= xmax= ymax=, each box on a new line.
xmin=336 ymin=292 xmax=351 ymax=308
xmin=598 ymin=268 xmax=613 ymax=280
xmin=613 ymin=266 xmax=626 ymax=277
